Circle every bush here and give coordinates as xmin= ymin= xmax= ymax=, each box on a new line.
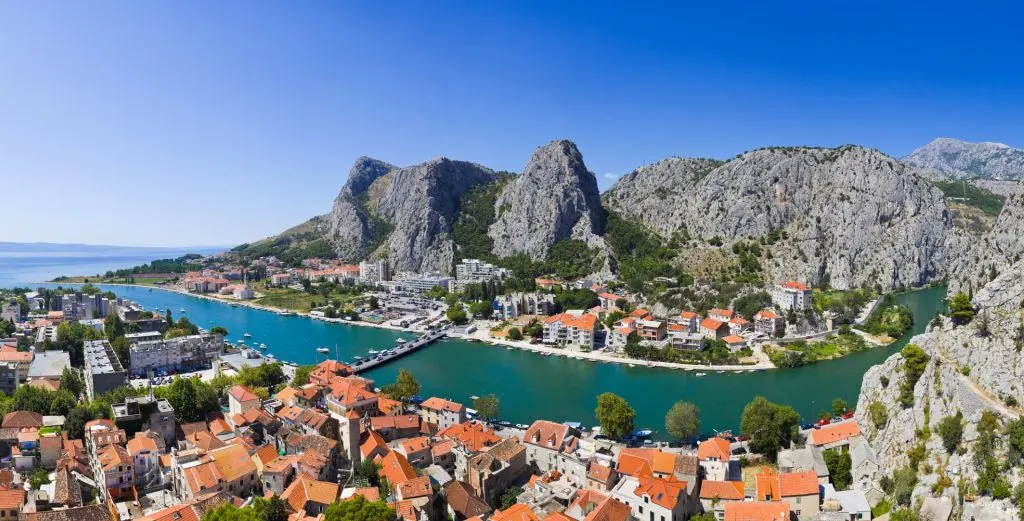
xmin=899 ymin=345 xmax=930 ymax=408
xmin=948 ymin=292 xmax=975 ymax=326
xmin=868 ymin=401 xmax=888 ymax=429
xmin=823 ymin=450 xmax=852 ymax=490
xmin=937 ymin=412 xmax=963 ymax=454
xmin=892 ymin=467 xmax=918 ymax=506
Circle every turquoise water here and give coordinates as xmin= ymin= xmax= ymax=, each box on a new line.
xmin=46 ymin=283 xmax=946 ymax=436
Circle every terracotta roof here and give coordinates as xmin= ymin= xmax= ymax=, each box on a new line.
xmin=421 ymin=397 xmax=465 ymax=414
xmin=430 ymin=439 xmax=454 ymax=458
xmin=52 ymin=466 xmax=82 ymax=507
xmin=809 ymin=421 xmax=861 ymax=446
xmin=697 ymin=438 xmax=731 ymax=461
xmin=27 ymin=378 xmax=61 ymax=392
xmin=377 ymin=397 xmax=403 ymax=415
xmin=378 ymin=450 xmax=417 ymax=486
xmin=0 ymin=487 xmax=25 ymax=510
xmin=390 ymin=500 xmax=417 ymax=521
xmin=755 ymin=470 xmax=819 ymax=499
xmin=184 ymin=461 xmax=222 ymax=495
xmin=360 ymin=430 xmax=388 ymax=459
xmin=134 ymin=504 xmax=198 ymax=521
xmin=524 ymin=420 xmax=570 ymax=449
xmin=19 ymin=504 xmax=115 ymax=521
xmin=189 ymin=431 xmax=227 ymax=452
xmin=126 ymin=432 xmax=159 ymax=455
xmin=399 ymin=436 xmax=430 ymax=454
xmin=629 ymin=309 xmax=651 ymax=318
xmin=2 ymin=411 xmax=43 ymax=429
xmin=618 ymin=448 xmax=678 ymax=476
xmin=209 ymin=444 xmax=256 ymax=482
xmin=253 ymin=444 xmax=279 ymax=466
xmin=276 ymin=387 xmax=299 ymax=404
xmin=701 ymin=318 xmax=726 ymax=330
xmin=754 ymin=310 xmax=780 ymax=320
xmin=282 ymin=475 xmax=339 ymax=512
xmin=349 ymin=487 xmax=380 ymax=501
xmin=546 ymin=312 xmax=598 ymax=331
xmin=445 ymin=480 xmax=492 ymax=518
xmin=209 ymin=418 xmax=232 ymax=436
xmin=370 ymin=415 xmax=420 ymax=431
xmin=0 ymin=350 xmax=32 ymax=363
xmin=700 ymin=480 xmax=745 ymax=500
xmin=583 ymin=497 xmax=630 ymax=521
xmin=781 ymin=281 xmax=810 ymax=291
xmin=396 ymin=475 xmax=432 ymax=499
xmin=723 ymin=501 xmax=791 ymax=521
xmin=328 ymin=377 xmax=377 ymax=406
xmin=439 ymin=421 xmax=500 ymax=452
xmin=633 ymin=476 xmax=687 ymax=509
xmin=723 ymin=335 xmax=745 ymax=344
xmin=588 ymin=460 xmax=613 ymax=482
xmin=679 ymin=311 xmax=698 ymax=320
xmin=228 ymin=385 xmax=259 ymax=403
xmin=492 ymin=503 xmax=540 ymax=521
xmin=97 ymin=444 xmax=131 ymax=471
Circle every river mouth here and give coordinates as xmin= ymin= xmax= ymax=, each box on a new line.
xmin=43 ymin=283 xmax=947 ymax=438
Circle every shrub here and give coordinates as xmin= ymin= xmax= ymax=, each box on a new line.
xmin=899 ymin=345 xmax=930 ymax=408
xmin=937 ymin=412 xmax=963 ymax=454
xmin=868 ymin=401 xmax=888 ymax=429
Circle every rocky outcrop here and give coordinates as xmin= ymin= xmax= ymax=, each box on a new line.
xmin=602 ymin=157 xmax=723 ymax=236
xmin=949 ymin=184 xmax=1024 ymax=295
xmin=372 ymin=158 xmax=495 ymax=273
xmin=323 ymin=157 xmax=396 ymax=262
xmin=606 ymin=146 xmax=954 ymax=290
xmin=488 ymin=140 xmax=606 ymax=258
xmin=904 ymin=137 xmax=1024 ymax=180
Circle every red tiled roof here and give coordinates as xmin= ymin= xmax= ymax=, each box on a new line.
xmin=396 ymin=475 xmax=431 ymax=499
xmin=228 ymin=385 xmax=259 ymax=402
xmin=697 ymin=438 xmax=731 ymax=461
xmin=524 ymin=420 xmax=570 ymax=449
xmin=809 ymin=421 xmax=861 ymax=446
xmin=378 ymin=451 xmax=417 ymax=486
xmin=421 ymin=397 xmax=465 ymax=414
xmin=492 ymin=503 xmax=540 ymax=521
xmin=633 ymin=476 xmax=688 ymax=509
xmin=700 ymin=480 xmax=745 ymax=500
xmin=724 ymin=501 xmax=790 ymax=521
xmin=701 ymin=318 xmax=726 ymax=330
xmin=439 ymin=421 xmax=500 ymax=452
xmin=781 ymin=281 xmax=810 ymax=291
xmin=754 ymin=310 xmax=780 ymax=320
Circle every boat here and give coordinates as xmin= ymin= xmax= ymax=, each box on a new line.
xmin=631 ymin=429 xmax=653 ymax=438
xmin=267 ymin=354 xmax=275 ymax=360
xmin=368 ymin=349 xmax=380 ymax=354
xmin=353 ymin=355 xmax=365 ymax=361
xmin=396 ymin=338 xmax=407 ymax=344
xmin=469 ymin=395 xmax=480 ymax=401
xmin=316 ymin=347 xmax=329 ymax=354
xmin=244 ymin=333 xmax=252 ymax=338
xmin=278 ymin=310 xmax=295 ymax=316
xmin=695 ymin=372 xmax=707 ymax=377
xmin=628 ymin=364 xmax=636 ymax=368
xmin=180 ymin=308 xmax=186 ymax=313
xmin=230 ymin=303 xmax=239 ymax=307
xmin=238 ymin=339 xmax=246 ymax=344
xmin=260 ymin=344 xmax=267 ymax=350
xmin=515 ymin=423 xmax=529 ymax=429
xmin=716 ymin=370 xmax=725 ymax=374
xmin=466 ymin=408 xmax=478 ymax=417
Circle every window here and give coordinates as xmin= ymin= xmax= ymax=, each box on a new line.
xmin=644 ymin=497 xmax=649 ymax=503
xmin=639 ymin=507 xmax=644 ymax=514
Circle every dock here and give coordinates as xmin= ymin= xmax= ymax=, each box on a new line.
xmin=349 ymin=328 xmax=449 ymax=373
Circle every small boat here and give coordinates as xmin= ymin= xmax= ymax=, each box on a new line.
xmin=230 ymin=303 xmax=239 ymax=307
xmin=244 ymin=333 xmax=252 ymax=338
xmin=628 ymin=364 xmax=636 ymax=368
xmin=515 ymin=423 xmax=529 ymax=429
xmin=631 ymin=429 xmax=653 ymax=438
xmin=353 ymin=355 xmax=365 ymax=361
xmin=238 ymin=339 xmax=246 ymax=344
xmin=260 ymin=344 xmax=267 ymax=350
xmin=396 ymin=338 xmax=407 ymax=344
xmin=267 ymin=354 xmax=276 ymax=360
xmin=469 ymin=395 xmax=480 ymax=401
xmin=716 ymin=370 xmax=725 ymax=374
xmin=368 ymin=349 xmax=380 ymax=354
xmin=695 ymin=372 xmax=707 ymax=377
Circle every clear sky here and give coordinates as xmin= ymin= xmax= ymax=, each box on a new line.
xmin=3 ymin=1 xmax=1023 ymax=247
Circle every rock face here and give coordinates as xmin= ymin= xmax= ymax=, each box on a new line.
xmin=323 ymin=157 xmax=397 ymax=262
xmin=949 ymin=184 xmax=1024 ymax=295
xmin=488 ymin=140 xmax=606 ymax=258
xmin=602 ymin=157 xmax=723 ymax=236
xmin=606 ymin=146 xmax=953 ymax=290
xmin=904 ymin=137 xmax=1024 ymax=180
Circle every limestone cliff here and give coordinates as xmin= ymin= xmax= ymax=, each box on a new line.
xmin=949 ymin=184 xmax=1024 ymax=295
xmin=904 ymin=137 xmax=1024 ymax=180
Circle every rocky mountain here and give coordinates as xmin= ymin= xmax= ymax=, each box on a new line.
xmin=904 ymin=137 xmax=1024 ymax=180
xmin=605 ymin=146 xmax=954 ymax=290
xmin=949 ymin=183 xmax=1024 ymax=295
xmin=488 ymin=140 xmax=606 ymax=259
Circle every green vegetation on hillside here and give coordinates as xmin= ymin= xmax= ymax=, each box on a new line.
xmin=451 ymin=173 xmax=515 ymax=263
xmin=861 ymin=295 xmax=914 ymax=339
xmin=932 ymin=180 xmax=1006 ymax=216
xmin=233 ymin=217 xmax=333 ymax=264
xmin=812 ymin=288 xmax=876 ymax=325
xmin=767 ymin=331 xmax=869 ymax=368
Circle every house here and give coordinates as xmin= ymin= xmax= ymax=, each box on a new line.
xmin=543 ymin=312 xmax=597 ymax=351
xmin=848 ymin=437 xmax=880 ymax=501
xmin=700 ymin=319 xmax=729 ymax=341
xmin=439 ymin=421 xmax=501 ymax=453
xmin=445 ymin=480 xmax=492 ymax=521
xmin=809 ymin=422 xmax=862 ymax=451
xmin=282 ymin=474 xmax=339 ymax=517
xmin=421 ymin=397 xmax=467 ymax=429
xmin=610 ymin=474 xmax=692 ymax=521
xmin=723 ymin=501 xmax=790 ymax=521
xmin=39 ymin=434 xmax=62 ymax=470
xmin=396 ymin=436 xmax=433 ymax=468
xmin=492 ymin=503 xmax=541 ymax=521
xmin=370 ymin=415 xmax=422 ymax=441
xmin=637 ymin=320 xmax=667 ymax=342
xmin=309 ymin=360 xmax=354 ymax=386
xmin=0 ymin=488 xmax=24 ymax=519
xmin=96 ymin=444 xmax=134 ymax=500
xmin=722 ymin=336 xmax=746 ymax=351
xmin=697 ymin=438 xmax=734 ymax=482
xmin=728 ymin=317 xmax=751 ymax=335
xmin=325 ymin=376 xmax=378 ymax=418
xmin=772 ymin=281 xmax=812 ymax=311
xmin=270 ymin=273 xmax=292 ymax=287
xmin=777 ymin=446 xmax=830 ymax=485
xmin=667 ymin=326 xmax=704 ymax=351
xmin=755 ymin=471 xmax=820 ymax=521
xmin=586 ymin=460 xmax=617 ymax=492
xmin=522 ymin=420 xmax=586 ymax=485
xmin=261 ymin=454 xmax=297 ymax=495
xmin=677 ymin=312 xmax=699 ymax=333
xmin=227 ymin=385 xmax=260 ymax=416
xmin=753 ymin=310 xmax=785 ymax=337
xmin=708 ymin=309 xmax=734 ymax=323
xmin=608 ymin=319 xmax=636 ymax=351
xmin=597 ymin=293 xmax=624 ymax=311
xmin=208 ymin=443 xmax=259 ymax=498
xmin=699 ymin=481 xmax=745 ymax=520
xmin=126 ymin=432 xmax=161 ymax=490
xmin=466 ymin=438 xmax=527 ymax=505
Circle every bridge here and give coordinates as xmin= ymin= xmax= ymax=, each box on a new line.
xmin=349 ymin=328 xmax=449 ymax=373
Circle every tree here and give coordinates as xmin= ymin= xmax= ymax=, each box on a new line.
xmin=29 ymin=468 xmax=51 ymax=490
xmin=823 ymin=450 xmax=852 ymax=490
xmin=899 ymin=344 xmax=930 ymax=408
xmin=291 ymin=365 xmax=316 ymax=387
xmin=740 ymin=396 xmax=800 ymax=461
xmin=12 ymin=385 xmax=54 ymax=414
xmin=380 ymin=369 xmax=421 ymax=405
xmin=468 ymin=301 xmax=493 ymax=319
xmin=689 ymin=515 xmax=717 ymax=521
xmin=111 ymin=336 xmax=131 ymax=370
xmin=323 ymin=495 xmax=394 ymax=521
xmin=499 ymin=486 xmax=524 ymax=510
xmin=595 ymin=392 xmax=635 ymax=439
xmin=369 ymin=296 xmax=379 ymax=310
xmin=264 ymin=495 xmax=289 ymax=521
xmin=210 ymin=326 xmax=229 ymax=337
xmin=948 ymin=292 xmax=975 ymax=326
xmin=831 ymin=398 xmax=850 ymax=416
xmin=60 ymin=367 xmax=85 ymax=399
xmin=506 ymin=327 xmax=523 ymax=341
xmin=49 ymin=389 xmax=77 ymax=416
xmin=892 ymin=467 xmax=918 ymax=506
xmin=355 ymin=459 xmax=382 ymax=487
xmin=665 ymin=401 xmax=701 ymax=441
xmin=474 ymin=394 xmax=500 ymax=422
xmin=937 ymin=412 xmax=964 ymax=454
xmin=446 ymin=305 xmax=468 ymax=325
xmin=868 ymin=401 xmax=888 ymax=429
xmin=103 ymin=314 xmax=125 ymax=340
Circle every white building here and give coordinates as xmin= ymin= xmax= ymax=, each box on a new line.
xmin=388 ymin=273 xmax=453 ymax=294
xmin=522 ymin=421 xmax=587 ymax=486
xmin=610 ymin=474 xmax=692 ymax=521
xmin=543 ymin=311 xmax=597 ymax=351
xmin=359 ymin=259 xmax=392 ymax=284
xmin=772 ymin=281 xmax=812 ymax=311
xmin=494 ymin=292 xmax=556 ymax=319
xmin=1 ymin=301 xmax=20 ymax=323
xmin=129 ymin=334 xmax=223 ymax=377
xmin=420 ymin=397 xmax=467 ymax=429
xmin=454 ymin=259 xmax=510 ymax=292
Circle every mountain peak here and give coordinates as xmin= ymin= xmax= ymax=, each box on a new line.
xmin=905 ymin=138 xmax=1024 ymax=180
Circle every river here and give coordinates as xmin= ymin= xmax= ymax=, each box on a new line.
xmin=48 ymin=283 xmax=946 ymax=437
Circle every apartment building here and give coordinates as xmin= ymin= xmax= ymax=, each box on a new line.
xmin=129 ymin=334 xmax=223 ymax=377
xmin=772 ymin=281 xmax=812 ymax=311
xmin=543 ymin=312 xmax=597 ymax=351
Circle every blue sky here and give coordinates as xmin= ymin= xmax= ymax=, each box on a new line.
xmin=3 ymin=1 xmax=1023 ymax=247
